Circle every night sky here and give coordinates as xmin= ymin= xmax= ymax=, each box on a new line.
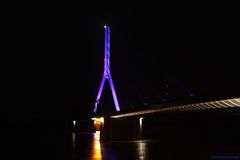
xmin=3 ymin=1 xmax=239 ymax=123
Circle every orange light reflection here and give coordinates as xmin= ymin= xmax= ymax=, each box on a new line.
xmin=92 ymin=131 xmax=102 ymax=160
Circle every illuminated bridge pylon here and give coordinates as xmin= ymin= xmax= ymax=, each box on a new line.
xmin=93 ymin=25 xmax=120 ymax=113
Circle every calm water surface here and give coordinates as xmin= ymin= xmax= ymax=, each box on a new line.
xmin=72 ymin=132 xmax=240 ymax=160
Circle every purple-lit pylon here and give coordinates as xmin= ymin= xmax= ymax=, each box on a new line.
xmin=93 ymin=26 xmax=120 ymax=113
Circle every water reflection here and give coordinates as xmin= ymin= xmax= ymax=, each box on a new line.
xmin=72 ymin=132 xmax=103 ymax=160
xmin=137 ymin=141 xmax=147 ymax=160
xmin=72 ymin=132 xmax=76 ymax=149
xmin=92 ymin=131 xmax=102 ymax=160
xmin=72 ymin=132 xmax=76 ymax=143
xmin=72 ymin=133 xmax=238 ymax=160
xmin=94 ymin=131 xmax=100 ymax=141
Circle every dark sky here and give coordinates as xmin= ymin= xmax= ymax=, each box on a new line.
xmin=3 ymin=1 xmax=239 ymax=123
xmin=63 ymin=1 xmax=239 ymax=115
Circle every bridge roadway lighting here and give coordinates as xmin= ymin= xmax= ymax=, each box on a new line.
xmin=92 ymin=117 xmax=104 ymax=125
xmin=110 ymin=98 xmax=240 ymax=118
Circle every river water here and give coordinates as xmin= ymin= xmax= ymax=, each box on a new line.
xmin=72 ymin=132 xmax=240 ymax=160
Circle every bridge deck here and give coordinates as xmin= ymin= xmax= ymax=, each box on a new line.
xmin=110 ymin=97 xmax=240 ymax=118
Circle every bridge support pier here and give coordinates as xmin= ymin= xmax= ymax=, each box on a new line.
xmin=100 ymin=116 xmax=112 ymax=141
xmin=110 ymin=117 xmax=142 ymax=140
xmin=93 ymin=116 xmax=143 ymax=141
